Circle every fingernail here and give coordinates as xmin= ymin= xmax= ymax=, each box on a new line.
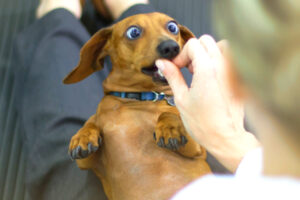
xmin=155 ymin=60 xmax=165 ymax=71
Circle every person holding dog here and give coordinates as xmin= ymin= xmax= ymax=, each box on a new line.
xmin=16 ymin=0 xmax=154 ymax=200
xmin=155 ymin=1 xmax=300 ymax=199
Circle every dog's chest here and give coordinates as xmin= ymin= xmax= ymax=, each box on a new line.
xmin=95 ymin=99 xmax=175 ymax=169
xmin=98 ymin=98 xmax=169 ymax=141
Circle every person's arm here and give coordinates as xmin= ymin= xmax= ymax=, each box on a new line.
xmin=155 ymin=35 xmax=260 ymax=172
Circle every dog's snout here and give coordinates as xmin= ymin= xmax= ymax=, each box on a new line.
xmin=157 ymin=40 xmax=180 ymax=60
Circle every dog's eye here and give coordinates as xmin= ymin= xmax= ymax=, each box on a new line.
xmin=167 ymin=21 xmax=179 ymax=35
xmin=126 ymin=26 xmax=142 ymax=40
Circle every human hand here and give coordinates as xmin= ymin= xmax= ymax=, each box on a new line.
xmin=155 ymin=35 xmax=260 ymax=172
xmin=37 ymin=0 xmax=82 ymax=19
xmin=104 ymin=0 xmax=149 ymax=19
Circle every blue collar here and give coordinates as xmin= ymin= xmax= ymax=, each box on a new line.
xmin=109 ymin=91 xmax=175 ymax=106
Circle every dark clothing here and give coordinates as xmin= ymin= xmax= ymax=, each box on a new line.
xmin=14 ymin=4 xmax=155 ymax=200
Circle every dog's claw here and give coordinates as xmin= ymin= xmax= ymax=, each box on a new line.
xmin=173 ymin=138 xmax=180 ymax=148
xmin=172 ymin=138 xmax=180 ymax=150
xmin=98 ymin=137 xmax=102 ymax=146
xmin=88 ymin=143 xmax=100 ymax=153
xmin=88 ymin=142 xmax=99 ymax=153
xmin=157 ymin=137 xmax=165 ymax=147
xmin=70 ymin=148 xmax=76 ymax=160
xmin=153 ymin=132 xmax=157 ymax=140
xmin=180 ymin=136 xmax=188 ymax=145
xmin=87 ymin=143 xmax=93 ymax=154
xmin=76 ymin=146 xmax=84 ymax=159
xmin=165 ymin=143 xmax=172 ymax=150
xmin=80 ymin=149 xmax=89 ymax=158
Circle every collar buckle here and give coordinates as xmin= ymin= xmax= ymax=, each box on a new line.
xmin=152 ymin=91 xmax=165 ymax=102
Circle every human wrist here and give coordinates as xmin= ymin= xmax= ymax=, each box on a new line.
xmin=37 ymin=0 xmax=82 ymax=19
xmin=207 ymin=130 xmax=260 ymax=173
xmin=105 ymin=0 xmax=149 ymax=20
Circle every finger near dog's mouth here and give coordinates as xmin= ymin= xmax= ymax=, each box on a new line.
xmin=141 ymin=64 xmax=168 ymax=84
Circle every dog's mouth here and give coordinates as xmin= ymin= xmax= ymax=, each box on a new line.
xmin=141 ymin=64 xmax=168 ymax=84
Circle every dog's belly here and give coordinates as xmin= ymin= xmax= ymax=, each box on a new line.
xmin=91 ymin=97 xmax=211 ymax=200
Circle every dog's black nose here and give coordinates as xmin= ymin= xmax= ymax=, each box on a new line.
xmin=157 ymin=40 xmax=180 ymax=60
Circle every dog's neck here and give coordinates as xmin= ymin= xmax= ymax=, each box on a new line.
xmin=102 ymin=64 xmax=173 ymax=96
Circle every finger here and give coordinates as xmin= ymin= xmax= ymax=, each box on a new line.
xmin=190 ymin=57 xmax=216 ymax=89
xmin=155 ymin=59 xmax=188 ymax=98
xmin=217 ymin=40 xmax=236 ymax=94
xmin=173 ymin=38 xmax=207 ymax=68
xmin=199 ymin=36 xmax=230 ymax=82
xmin=217 ymin=40 xmax=230 ymax=56
xmin=199 ymin=35 xmax=222 ymax=58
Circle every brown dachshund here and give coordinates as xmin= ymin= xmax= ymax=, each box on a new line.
xmin=64 ymin=12 xmax=211 ymax=200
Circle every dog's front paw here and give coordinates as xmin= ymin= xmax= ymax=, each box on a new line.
xmin=154 ymin=112 xmax=188 ymax=150
xmin=69 ymin=125 xmax=102 ymax=160
xmin=154 ymin=112 xmax=204 ymax=158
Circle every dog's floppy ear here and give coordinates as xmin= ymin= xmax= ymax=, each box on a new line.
xmin=179 ymin=24 xmax=195 ymax=45
xmin=63 ymin=26 xmax=113 ymax=84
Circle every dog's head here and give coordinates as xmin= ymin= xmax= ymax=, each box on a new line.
xmin=63 ymin=12 xmax=194 ymax=90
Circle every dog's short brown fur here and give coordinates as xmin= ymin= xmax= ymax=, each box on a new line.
xmin=64 ymin=12 xmax=211 ymax=200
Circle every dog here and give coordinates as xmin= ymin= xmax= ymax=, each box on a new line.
xmin=64 ymin=12 xmax=211 ymax=200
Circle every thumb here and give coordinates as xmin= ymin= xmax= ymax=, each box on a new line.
xmin=155 ymin=59 xmax=188 ymax=98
